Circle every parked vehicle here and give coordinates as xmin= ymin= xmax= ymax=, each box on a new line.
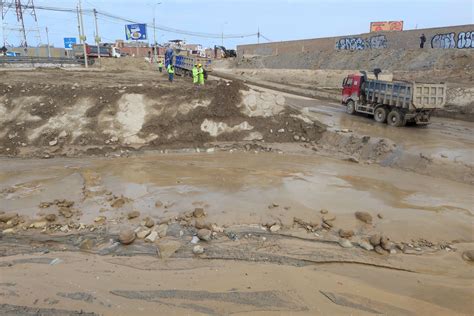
xmin=72 ymin=44 xmax=121 ymax=58
xmin=173 ymin=55 xmax=212 ymax=79
xmin=341 ymin=72 xmax=446 ymax=126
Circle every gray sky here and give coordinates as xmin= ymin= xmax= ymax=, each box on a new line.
xmin=1 ymin=0 xmax=473 ymax=48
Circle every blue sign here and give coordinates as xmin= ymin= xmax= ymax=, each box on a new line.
xmin=125 ymin=24 xmax=147 ymax=41
xmin=64 ymin=37 xmax=77 ymax=49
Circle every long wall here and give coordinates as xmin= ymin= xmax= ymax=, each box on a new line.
xmin=237 ymin=25 xmax=474 ymax=56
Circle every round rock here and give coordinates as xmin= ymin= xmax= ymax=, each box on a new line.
xmin=197 ymin=229 xmax=212 ymax=241
xmin=369 ymin=234 xmax=382 ymax=246
xmin=193 ymin=245 xmax=205 ymax=254
xmin=119 ymin=229 xmax=136 ymax=245
xmin=462 ymin=250 xmax=474 ymax=262
xmin=338 ymin=229 xmax=354 ymax=238
xmin=339 ymin=239 xmax=353 ymax=248
xmin=45 ymin=214 xmax=57 ymax=222
xmin=127 ymin=211 xmax=140 ymax=220
xmin=355 ymin=211 xmax=373 ymax=224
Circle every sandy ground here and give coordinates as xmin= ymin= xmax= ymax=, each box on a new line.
xmin=0 ymin=63 xmax=473 ymax=315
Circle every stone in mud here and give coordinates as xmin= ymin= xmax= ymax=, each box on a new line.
xmin=94 ymin=216 xmax=106 ymax=223
xmin=355 ymin=211 xmax=372 ymax=224
xmin=374 ymin=245 xmax=387 ymax=255
xmin=270 ymin=224 xmax=281 ymax=233
xmin=322 ymin=222 xmax=332 ymax=230
xmin=339 ymin=239 xmax=353 ymax=248
xmin=197 ymin=229 xmax=212 ymax=241
xmin=462 ymin=250 xmax=474 ymax=262
xmin=193 ymin=208 xmax=205 ymax=218
xmin=127 ymin=211 xmax=140 ymax=220
xmin=320 ymin=209 xmax=328 ymax=214
xmin=155 ymin=200 xmax=163 ymax=208
xmin=45 ymin=214 xmax=57 ymax=222
xmin=322 ymin=220 xmax=333 ymax=228
xmin=2 ymin=228 xmax=15 ymax=234
xmin=6 ymin=217 xmax=20 ymax=228
xmin=119 ymin=229 xmax=136 ymax=245
xmin=59 ymin=207 xmax=73 ymax=218
xmin=156 ymin=224 xmax=168 ymax=238
xmin=111 ymin=197 xmax=127 ymax=208
xmin=79 ymin=239 xmax=95 ymax=251
xmin=0 ymin=212 xmax=18 ymax=223
xmin=144 ymin=217 xmax=155 ymax=228
xmin=380 ymin=236 xmax=394 ymax=251
xmin=194 ymin=219 xmax=212 ymax=230
xmin=211 ymin=224 xmax=224 ymax=233
xmin=338 ymin=229 xmax=354 ymax=238
xmin=145 ymin=231 xmax=158 ymax=243
xmin=193 ymin=245 xmax=205 ymax=254
xmin=358 ymin=241 xmax=374 ymax=251
xmin=369 ymin=234 xmax=382 ymax=246
xmin=49 ymin=139 xmax=58 ymax=146
xmin=377 ymin=213 xmax=384 ymax=219
xmin=137 ymin=230 xmax=151 ymax=239
xmin=29 ymin=221 xmax=47 ymax=229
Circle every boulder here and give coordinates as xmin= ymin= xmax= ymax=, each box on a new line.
xmin=193 ymin=245 xmax=205 ymax=254
xmin=145 ymin=231 xmax=158 ymax=243
xmin=119 ymin=229 xmax=136 ymax=245
xmin=193 ymin=208 xmax=205 ymax=218
xmin=358 ymin=240 xmax=374 ymax=251
xmin=270 ymin=224 xmax=281 ymax=233
xmin=369 ymin=234 xmax=382 ymax=246
xmin=127 ymin=211 xmax=140 ymax=220
xmin=355 ymin=211 xmax=373 ymax=224
xmin=338 ymin=229 xmax=354 ymax=238
xmin=462 ymin=250 xmax=474 ymax=262
xmin=197 ymin=229 xmax=212 ymax=241
xmin=144 ymin=217 xmax=155 ymax=228
xmin=339 ymin=239 xmax=353 ymax=248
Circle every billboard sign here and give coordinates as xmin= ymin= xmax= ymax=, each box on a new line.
xmin=125 ymin=24 xmax=147 ymax=41
xmin=63 ymin=37 xmax=77 ymax=49
xmin=370 ymin=21 xmax=404 ymax=32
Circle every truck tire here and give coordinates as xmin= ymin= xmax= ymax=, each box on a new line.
xmin=374 ymin=106 xmax=388 ymax=123
xmin=387 ymin=109 xmax=406 ymax=127
xmin=346 ymin=100 xmax=356 ymax=115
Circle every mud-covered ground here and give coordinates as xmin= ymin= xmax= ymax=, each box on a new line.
xmin=0 ymin=65 xmax=473 ymax=315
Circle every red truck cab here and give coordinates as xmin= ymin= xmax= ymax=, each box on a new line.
xmin=341 ymin=74 xmax=364 ymax=105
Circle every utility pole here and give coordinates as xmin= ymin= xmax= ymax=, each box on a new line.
xmin=45 ymin=26 xmax=51 ymax=57
xmin=93 ymin=8 xmax=101 ymax=64
xmin=78 ymin=0 xmax=88 ymax=68
xmin=257 ymin=27 xmax=260 ymax=44
xmin=153 ymin=16 xmax=156 ymax=63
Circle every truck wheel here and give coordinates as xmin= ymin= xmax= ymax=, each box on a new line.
xmin=387 ymin=110 xmax=406 ymax=127
xmin=346 ymin=100 xmax=356 ymax=115
xmin=374 ymin=106 xmax=388 ymax=123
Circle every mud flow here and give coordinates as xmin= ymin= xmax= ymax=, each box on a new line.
xmin=0 ymin=65 xmax=473 ymax=315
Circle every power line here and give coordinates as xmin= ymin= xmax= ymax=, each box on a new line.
xmin=4 ymin=2 xmax=259 ymax=40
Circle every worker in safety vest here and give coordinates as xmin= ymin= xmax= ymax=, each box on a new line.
xmin=198 ymin=64 xmax=204 ymax=85
xmin=167 ymin=64 xmax=175 ymax=82
xmin=158 ymin=61 xmax=163 ymax=73
xmin=192 ymin=64 xmax=199 ymax=85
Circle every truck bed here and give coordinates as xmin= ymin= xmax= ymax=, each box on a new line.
xmin=365 ymin=80 xmax=446 ymax=110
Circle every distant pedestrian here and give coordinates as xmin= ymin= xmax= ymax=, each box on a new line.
xmin=420 ymin=33 xmax=426 ymax=48
xmin=192 ymin=64 xmax=199 ymax=85
xmin=158 ymin=60 xmax=163 ymax=73
xmin=167 ymin=64 xmax=175 ymax=82
xmin=198 ymin=64 xmax=205 ymax=85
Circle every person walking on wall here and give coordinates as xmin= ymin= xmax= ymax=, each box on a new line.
xmin=167 ymin=64 xmax=175 ymax=82
xmin=420 ymin=33 xmax=426 ymax=48
xmin=158 ymin=60 xmax=163 ymax=73
xmin=198 ymin=64 xmax=205 ymax=85
xmin=192 ymin=64 xmax=199 ymax=86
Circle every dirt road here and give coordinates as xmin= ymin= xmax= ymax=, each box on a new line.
xmin=0 ymin=65 xmax=473 ymax=315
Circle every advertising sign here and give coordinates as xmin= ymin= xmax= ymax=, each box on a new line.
xmin=370 ymin=21 xmax=404 ymax=32
xmin=125 ymin=24 xmax=147 ymax=41
xmin=63 ymin=37 xmax=77 ymax=49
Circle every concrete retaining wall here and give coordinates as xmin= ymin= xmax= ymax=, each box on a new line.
xmin=238 ymin=25 xmax=474 ymax=56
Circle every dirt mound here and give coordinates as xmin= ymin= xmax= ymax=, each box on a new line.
xmin=0 ymin=79 xmax=325 ymax=157
xmin=97 ymin=57 xmax=154 ymax=72
xmin=234 ymin=49 xmax=474 ymax=83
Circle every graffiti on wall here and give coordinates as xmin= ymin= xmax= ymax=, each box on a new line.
xmin=335 ymin=35 xmax=387 ymax=50
xmin=431 ymin=31 xmax=474 ymax=49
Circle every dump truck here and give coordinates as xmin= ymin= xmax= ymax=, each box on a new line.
xmin=173 ymin=55 xmax=212 ymax=79
xmin=72 ymin=44 xmax=121 ymax=59
xmin=341 ymin=72 xmax=446 ymax=126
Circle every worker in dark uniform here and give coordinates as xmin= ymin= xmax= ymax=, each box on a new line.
xmin=420 ymin=34 xmax=426 ymax=48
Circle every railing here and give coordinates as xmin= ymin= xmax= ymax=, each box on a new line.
xmin=0 ymin=56 xmax=84 ymax=66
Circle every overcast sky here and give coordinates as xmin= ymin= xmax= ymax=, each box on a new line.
xmin=1 ymin=0 xmax=473 ymax=49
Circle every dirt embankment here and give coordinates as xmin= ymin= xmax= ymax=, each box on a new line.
xmin=0 ymin=77 xmax=325 ymax=158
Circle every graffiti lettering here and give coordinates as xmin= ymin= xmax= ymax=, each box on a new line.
xmin=457 ymin=31 xmax=474 ymax=49
xmin=335 ymin=35 xmax=387 ymax=50
xmin=431 ymin=31 xmax=474 ymax=49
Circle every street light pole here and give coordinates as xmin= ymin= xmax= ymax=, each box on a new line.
xmin=93 ymin=8 xmax=101 ymax=65
xmin=78 ymin=0 xmax=88 ymax=68
xmin=152 ymin=2 xmax=161 ymax=63
xmin=45 ymin=27 xmax=51 ymax=58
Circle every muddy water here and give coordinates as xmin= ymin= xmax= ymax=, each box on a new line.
xmin=287 ymin=96 xmax=474 ymax=165
xmin=1 ymin=151 xmax=472 ymax=242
